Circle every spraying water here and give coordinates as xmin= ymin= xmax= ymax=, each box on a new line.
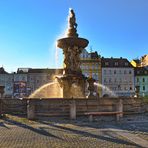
xmin=55 ymin=42 xmax=59 ymax=69
xmin=29 ymin=81 xmax=63 ymax=98
xmin=94 ymin=82 xmax=117 ymax=97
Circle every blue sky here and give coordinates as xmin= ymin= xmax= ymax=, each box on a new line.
xmin=0 ymin=0 xmax=148 ymax=72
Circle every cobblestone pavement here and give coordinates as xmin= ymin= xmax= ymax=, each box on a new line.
xmin=0 ymin=115 xmax=148 ymax=148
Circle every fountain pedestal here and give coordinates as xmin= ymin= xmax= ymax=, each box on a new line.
xmin=57 ymin=9 xmax=89 ymax=98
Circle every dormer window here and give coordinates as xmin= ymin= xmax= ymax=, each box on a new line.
xmin=125 ymin=62 xmax=128 ymax=66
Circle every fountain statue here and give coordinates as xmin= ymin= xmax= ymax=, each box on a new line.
xmin=57 ymin=9 xmax=89 ymax=98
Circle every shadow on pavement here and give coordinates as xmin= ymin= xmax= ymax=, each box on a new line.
xmin=2 ymin=117 xmax=62 ymax=140
xmin=37 ymin=120 xmax=139 ymax=147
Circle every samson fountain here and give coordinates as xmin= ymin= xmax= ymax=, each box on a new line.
xmin=30 ymin=9 xmax=96 ymax=98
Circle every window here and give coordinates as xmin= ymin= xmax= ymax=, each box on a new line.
xmin=104 ymin=70 xmax=106 ymax=74
xmin=114 ymin=70 xmax=116 ymax=74
xmin=143 ymin=86 xmax=145 ymax=91
xmin=129 ymin=70 xmax=132 ymax=74
xmin=114 ymin=78 xmax=117 ymax=82
xmin=109 ymin=70 xmax=112 ymax=74
xmin=109 ymin=78 xmax=111 ymax=83
xmin=115 ymin=62 xmax=118 ymax=66
xmin=137 ymin=78 xmax=139 ymax=82
xmin=143 ymin=78 xmax=145 ymax=82
xmin=124 ymin=70 xmax=127 ymax=74
xmin=118 ymin=85 xmax=121 ymax=90
xmin=128 ymin=77 xmax=131 ymax=82
xmin=104 ymin=78 xmax=107 ymax=83
xmin=95 ymin=64 xmax=98 ymax=69
xmin=130 ymin=87 xmax=132 ymax=90
xmin=125 ymin=62 xmax=128 ymax=66
xmin=95 ymin=74 xmax=98 ymax=80
xmin=119 ymin=78 xmax=122 ymax=82
xmin=105 ymin=62 xmax=109 ymax=66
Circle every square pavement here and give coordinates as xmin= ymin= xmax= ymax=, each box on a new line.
xmin=0 ymin=114 xmax=148 ymax=148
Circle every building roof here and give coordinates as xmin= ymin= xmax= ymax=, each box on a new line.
xmin=0 ymin=67 xmax=8 ymax=74
xmin=135 ymin=67 xmax=148 ymax=76
xmin=101 ymin=57 xmax=133 ymax=68
xmin=141 ymin=54 xmax=148 ymax=66
xmin=133 ymin=59 xmax=141 ymax=64
xmin=90 ymin=51 xmax=100 ymax=59
xmin=17 ymin=68 xmax=31 ymax=74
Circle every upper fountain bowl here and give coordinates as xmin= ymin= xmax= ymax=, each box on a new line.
xmin=57 ymin=37 xmax=89 ymax=49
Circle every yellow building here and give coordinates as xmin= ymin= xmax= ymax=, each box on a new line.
xmin=80 ymin=49 xmax=102 ymax=97
xmin=131 ymin=55 xmax=148 ymax=67
xmin=131 ymin=59 xmax=141 ymax=67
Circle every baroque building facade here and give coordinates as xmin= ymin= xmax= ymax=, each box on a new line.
xmin=101 ymin=58 xmax=135 ymax=97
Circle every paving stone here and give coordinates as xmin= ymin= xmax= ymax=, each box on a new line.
xmin=0 ymin=115 xmax=148 ymax=148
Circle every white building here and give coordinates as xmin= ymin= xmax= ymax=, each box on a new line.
xmin=101 ymin=58 xmax=135 ymax=97
xmin=0 ymin=67 xmax=13 ymax=98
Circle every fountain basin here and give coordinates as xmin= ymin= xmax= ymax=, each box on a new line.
xmin=57 ymin=37 xmax=89 ymax=49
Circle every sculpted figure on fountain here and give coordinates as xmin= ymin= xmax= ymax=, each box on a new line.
xmin=69 ymin=9 xmax=78 ymax=29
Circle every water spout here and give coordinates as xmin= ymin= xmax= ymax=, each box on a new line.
xmin=94 ymin=82 xmax=118 ymax=97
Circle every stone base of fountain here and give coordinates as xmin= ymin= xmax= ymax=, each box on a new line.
xmin=56 ymin=73 xmax=86 ymax=98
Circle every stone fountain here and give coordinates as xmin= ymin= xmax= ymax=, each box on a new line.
xmin=57 ymin=9 xmax=89 ymax=98
xmin=29 ymin=8 xmax=96 ymax=99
